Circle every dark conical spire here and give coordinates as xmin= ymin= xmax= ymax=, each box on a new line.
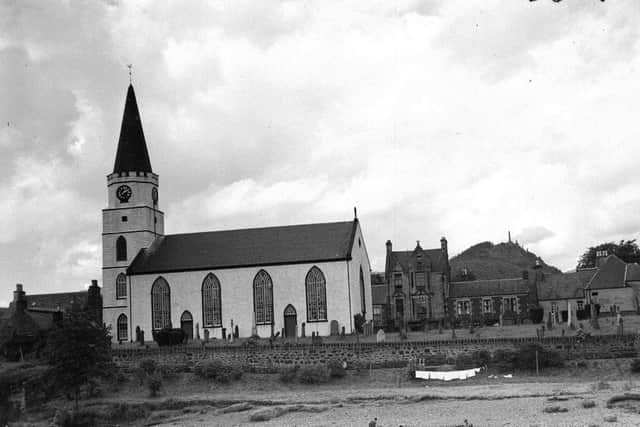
xmin=113 ymin=84 xmax=152 ymax=173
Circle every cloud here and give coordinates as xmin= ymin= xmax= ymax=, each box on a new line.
xmin=516 ymin=226 xmax=555 ymax=245
xmin=3 ymin=0 xmax=640 ymax=299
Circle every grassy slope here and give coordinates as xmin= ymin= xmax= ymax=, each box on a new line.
xmin=450 ymin=241 xmax=562 ymax=281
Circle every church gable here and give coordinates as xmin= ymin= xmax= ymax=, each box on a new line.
xmin=127 ymin=220 xmax=357 ymax=275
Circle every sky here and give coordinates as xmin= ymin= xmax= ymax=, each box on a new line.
xmin=2 ymin=0 xmax=640 ymax=306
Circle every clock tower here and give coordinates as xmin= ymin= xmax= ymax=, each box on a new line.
xmin=102 ymin=84 xmax=164 ymax=342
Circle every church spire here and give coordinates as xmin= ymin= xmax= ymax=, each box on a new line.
xmin=113 ymin=84 xmax=152 ymax=173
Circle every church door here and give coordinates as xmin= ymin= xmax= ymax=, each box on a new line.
xmin=284 ymin=304 xmax=297 ymax=338
xmin=180 ymin=311 xmax=193 ymax=341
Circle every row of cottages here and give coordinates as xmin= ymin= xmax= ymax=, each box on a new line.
xmin=371 ymin=243 xmax=640 ymax=330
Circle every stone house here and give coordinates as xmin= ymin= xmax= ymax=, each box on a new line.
xmin=447 ymin=274 xmax=536 ymax=326
xmin=537 ymin=268 xmax=596 ymax=323
xmin=383 ymin=239 xmax=450 ymax=329
xmin=585 ymin=253 xmax=640 ymax=315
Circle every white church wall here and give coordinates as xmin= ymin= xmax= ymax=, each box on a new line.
xmin=129 ymin=260 xmax=352 ymax=339
xmin=347 ymin=223 xmax=373 ymax=325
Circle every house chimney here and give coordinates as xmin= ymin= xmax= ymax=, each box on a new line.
xmin=595 ymin=250 xmax=609 ymax=268
xmin=13 ymin=283 xmax=26 ymax=313
xmin=386 ymin=240 xmax=392 ymax=254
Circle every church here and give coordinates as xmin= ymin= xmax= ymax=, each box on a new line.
xmin=102 ymin=85 xmax=372 ymax=342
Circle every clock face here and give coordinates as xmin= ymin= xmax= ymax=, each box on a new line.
xmin=152 ymin=187 xmax=158 ymax=203
xmin=116 ymin=185 xmax=132 ymax=202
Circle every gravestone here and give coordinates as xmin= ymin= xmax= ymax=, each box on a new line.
xmin=363 ymin=321 xmax=373 ymax=336
xmin=139 ymin=330 xmax=144 ymax=345
xmin=330 ymin=320 xmax=339 ymax=336
xmin=376 ymin=329 xmax=386 ymax=343
xmin=234 ymin=325 xmax=239 ymax=338
xmin=195 ymin=322 xmax=200 ymax=340
xmin=301 ymin=322 xmax=306 ymax=338
xmin=204 ymin=329 xmax=210 ymax=342
xmin=341 ymin=326 xmax=345 ymax=337
xmin=135 ymin=326 xmax=141 ymax=343
xmin=221 ymin=328 xmax=226 ymax=340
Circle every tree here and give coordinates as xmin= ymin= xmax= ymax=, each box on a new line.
xmin=45 ymin=312 xmax=112 ymax=409
xmin=577 ymin=240 xmax=640 ymax=268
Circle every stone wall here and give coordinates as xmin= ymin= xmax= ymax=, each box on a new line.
xmin=112 ymin=334 xmax=639 ymax=372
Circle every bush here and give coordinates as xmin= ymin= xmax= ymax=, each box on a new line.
xmin=492 ymin=348 xmax=518 ymax=371
xmin=152 ymin=328 xmax=186 ymax=346
xmin=405 ymin=359 xmax=417 ymax=380
xmin=297 ymin=365 xmax=329 ymax=384
xmin=630 ymin=359 xmax=640 ymax=373
xmin=514 ymin=343 xmax=564 ymax=371
xmin=471 ymin=350 xmax=491 ymax=367
xmin=139 ymin=358 xmax=157 ymax=375
xmin=454 ymin=354 xmax=473 ymax=370
xmin=147 ymin=373 xmax=162 ymax=397
xmin=279 ymin=366 xmax=299 ymax=383
xmin=529 ymin=307 xmax=544 ymax=324
xmin=194 ymin=360 xmax=242 ymax=382
xmin=327 ymin=359 xmax=346 ymax=378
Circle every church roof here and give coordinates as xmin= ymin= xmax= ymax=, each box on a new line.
xmin=113 ymin=84 xmax=152 ymax=173
xmin=127 ymin=220 xmax=359 ymax=275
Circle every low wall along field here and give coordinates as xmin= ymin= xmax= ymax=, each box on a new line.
xmin=112 ymin=334 xmax=639 ymax=372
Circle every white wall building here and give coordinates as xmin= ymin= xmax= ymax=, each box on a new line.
xmin=102 ymin=85 xmax=372 ymax=342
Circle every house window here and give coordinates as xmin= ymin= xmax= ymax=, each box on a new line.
xmin=117 ymin=313 xmax=128 ymax=341
xmin=202 ymin=273 xmax=222 ymax=327
xmin=306 ymin=266 xmax=327 ymax=322
xmin=373 ymin=305 xmax=384 ymax=326
xmin=482 ymin=298 xmax=493 ymax=313
xmin=151 ymin=277 xmax=171 ymax=330
xmin=253 ymin=270 xmax=273 ymax=325
xmin=412 ymin=294 xmax=428 ymax=319
xmin=503 ymin=297 xmax=519 ymax=314
xmin=121 ymin=216 xmax=128 ymax=222
xmin=116 ymin=273 xmax=127 ymax=299
xmin=116 ymin=236 xmax=127 ymax=261
xmin=394 ymin=273 xmax=402 ymax=291
xmin=415 ymin=272 xmax=426 ymax=289
xmin=577 ymin=301 xmax=584 ymax=310
xmin=456 ymin=300 xmax=471 ymax=315
xmin=395 ymin=298 xmax=404 ymax=318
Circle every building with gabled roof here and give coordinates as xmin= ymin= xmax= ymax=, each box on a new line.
xmin=102 ymin=84 xmax=372 ymax=342
xmin=585 ymin=253 xmax=640 ymax=314
xmin=382 ymin=239 xmax=450 ymax=328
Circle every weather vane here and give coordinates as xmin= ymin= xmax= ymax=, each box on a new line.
xmin=127 ymin=64 xmax=133 ymax=84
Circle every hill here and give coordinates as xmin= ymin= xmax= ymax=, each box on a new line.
xmin=449 ymin=241 xmax=561 ymax=281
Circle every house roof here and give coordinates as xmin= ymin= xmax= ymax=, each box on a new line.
xmin=0 ymin=308 xmax=9 ymax=320
xmin=587 ymin=255 xmax=627 ymax=290
xmin=113 ymin=84 xmax=152 ymax=173
xmin=389 ymin=248 xmax=446 ymax=273
xmin=10 ymin=291 xmax=88 ymax=312
xmin=128 ymin=220 xmax=358 ymax=275
xmin=537 ymin=269 xmax=596 ymax=301
xmin=625 ymin=263 xmax=640 ymax=282
xmin=449 ymin=278 xmax=529 ymax=298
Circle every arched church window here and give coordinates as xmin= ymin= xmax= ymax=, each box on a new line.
xmin=116 ymin=236 xmax=127 ymax=261
xmin=253 ymin=270 xmax=273 ymax=325
xmin=202 ymin=273 xmax=222 ymax=327
xmin=305 ymin=266 xmax=327 ymax=322
xmin=360 ymin=266 xmax=366 ymax=315
xmin=117 ymin=313 xmax=128 ymax=341
xmin=151 ymin=277 xmax=171 ymax=330
xmin=116 ymin=273 xmax=127 ymax=299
